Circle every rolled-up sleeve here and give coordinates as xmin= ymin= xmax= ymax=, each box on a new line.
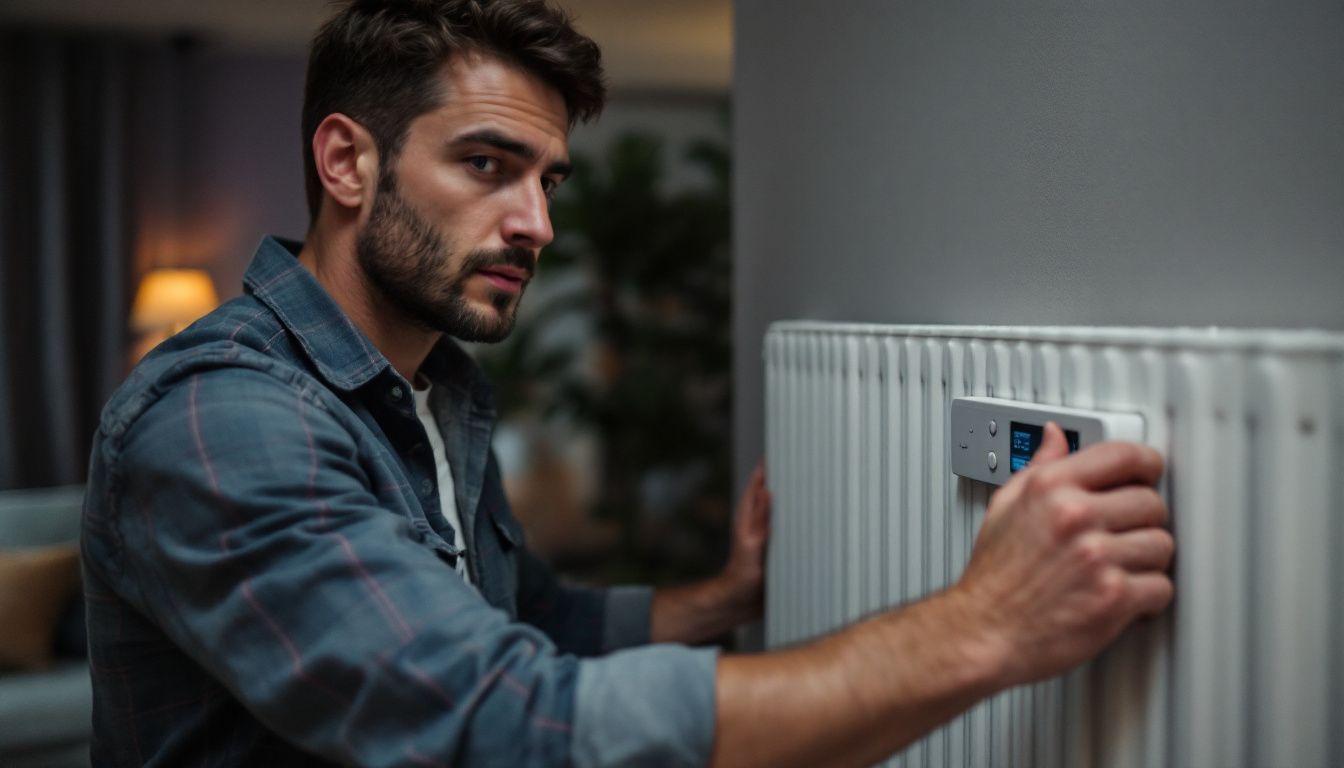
xmin=601 ymin=585 xmax=654 ymax=651
xmin=516 ymin=546 xmax=655 ymax=655
xmin=572 ymin=644 xmax=719 ymax=768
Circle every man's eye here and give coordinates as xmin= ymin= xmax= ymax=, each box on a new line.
xmin=467 ymin=156 xmax=499 ymax=173
xmin=541 ymin=177 xmax=561 ymax=198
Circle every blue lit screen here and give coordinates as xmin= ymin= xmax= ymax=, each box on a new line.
xmin=1009 ymin=422 xmax=1080 ymax=472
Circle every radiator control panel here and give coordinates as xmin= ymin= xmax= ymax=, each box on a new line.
xmin=950 ymin=397 xmax=1145 ymax=485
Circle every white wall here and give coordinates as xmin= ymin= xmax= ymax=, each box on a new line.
xmin=733 ymin=0 xmax=1344 ymax=479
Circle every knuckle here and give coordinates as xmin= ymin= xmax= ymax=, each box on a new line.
xmin=1146 ymin=447 xmax=1166 ymax=477
xmin=1138 ymin=575 xmax=1175 ymax=616
xmin=1127 ymin=488 xmax=1167 ymax=529
xmin=1113 ymin=441 xmax=1144 ymax=470
xmin=1052 ymin=498 xmax=1097 ymax=540
xmin=1128 ymin=441 xmax=1151 ymax=463
xmin=1094 ymin=570 xmax=1128 ymax=615
xmin=1136 ymin=444 xmax=1164 ymax=478
xmin=1154 ymin=576 xmax=1175 ymax=608
xmin=1074 ymin=535 xmax=1108 ymax=570
xmin=1155 ymin=530 xmax=1176 ymax=567
xmin=1116 ymin=441 xmax=1163 ymax=484
xmin=1026 ymin=466 xmax=1061 ymax=497
xmin=1152 ymin=496 xmax=1171 ymax=527
xmin=1141 ymin=487 xmax=1167 ymax=517
xmin=1116 ymin=441 xmax=1160 ymax=479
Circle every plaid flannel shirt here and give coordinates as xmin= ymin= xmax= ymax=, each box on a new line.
xmin=82 ymin=236 xmax=716 ymax=767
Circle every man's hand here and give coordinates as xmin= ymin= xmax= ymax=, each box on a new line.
xmin=718 ymin=462 xmax=772 ymax=621
xmin=650 ymin=463 xmax=772 ymax=644
xmin=953 ymin=422 xmax=1174 ymax=687
xmin=711 ymin=428 xmax=1174 ymax=768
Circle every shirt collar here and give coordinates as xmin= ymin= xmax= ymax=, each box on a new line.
xmin=421 ymin=336 xmax=496 ymax=418
xmin=242 ymin=235 xmax=495 ymax=412
xmin=243 ymin=236 xmax=391 ymax=391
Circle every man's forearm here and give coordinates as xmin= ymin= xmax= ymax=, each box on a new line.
xmin=710 ymin=587 xmax=1004 ymax=768
xmin=651 ymin=576 xmax=760 ymax=646
xmin=709 ymin=432 xmax=1174 ymax=766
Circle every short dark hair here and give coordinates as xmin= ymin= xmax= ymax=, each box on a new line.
xmin=301 ymin=0 xmax=606 ymax=224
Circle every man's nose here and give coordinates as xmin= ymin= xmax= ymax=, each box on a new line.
xmin=501 ymin=181 xmax=554 ymax=250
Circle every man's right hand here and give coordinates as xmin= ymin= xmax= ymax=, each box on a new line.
xmin=711 ymin=422 xmax=1174 ymax=768
xmin=952 ymin=422 xmax=1174 ymax=689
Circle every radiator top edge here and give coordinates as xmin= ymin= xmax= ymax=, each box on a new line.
xmin=765 ymin=321 xmax=1344 ymax=356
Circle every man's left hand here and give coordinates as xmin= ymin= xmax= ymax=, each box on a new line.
xmin=650 ymin=462 xmax=773 ymax=643
xmin=717 ymin=462 xmax=772 ymax=623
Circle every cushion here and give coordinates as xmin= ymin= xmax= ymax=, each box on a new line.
xmin=0 ymin=485 xmax=85 ymax=549
xmin=0 ymin=659 xmax=94 ymax=754
xmin=0 ymin=544 xmax=80 ymax=672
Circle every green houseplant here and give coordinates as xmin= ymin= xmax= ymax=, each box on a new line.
xmin=478 ymin=130 xmax=732 ymax=584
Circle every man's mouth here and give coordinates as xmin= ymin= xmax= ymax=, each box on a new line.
xmin=476 ymin=266 xmax=530 ymax=293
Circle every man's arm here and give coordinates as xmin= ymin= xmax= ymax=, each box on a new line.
xmin=711 ymin=424 xmax=1173 ymax=767
xmin=651 ymin=464 xmax=771 ymax=645
xmin=92 ymin=366 xmax=718 ymax=767
xmin=515 ymin=461 xmax=766 ymax=652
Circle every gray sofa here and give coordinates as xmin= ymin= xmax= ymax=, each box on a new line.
xmin=0 ymin=485 xmax=92 ymax=767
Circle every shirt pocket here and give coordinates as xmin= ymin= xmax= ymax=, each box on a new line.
xmin=490 ymin=505 xmax=524 ymax=550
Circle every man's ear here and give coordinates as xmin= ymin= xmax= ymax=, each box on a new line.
xmin=311 ymin=113 xmax=380 ymax=214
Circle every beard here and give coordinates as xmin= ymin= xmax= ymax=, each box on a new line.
xmin=355 ymin=172 xmax=534 ymax=343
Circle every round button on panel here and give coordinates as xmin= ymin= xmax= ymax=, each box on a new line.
xmin=988 ymin=419 xmax=998 ymax=436
xmin=988 ymin=451 xmax=998 ymax=471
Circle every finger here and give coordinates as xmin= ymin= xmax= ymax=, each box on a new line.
xmin=758 ymin=488 xmax=773 ymax=524
xmin=1091 ymin=486 xmax=1169 ymax=531
xmin=737 ymin=465 xmax=765 ymax=514
xmin=738 ymin=477 xmax=771 ymax=538
xmin=985 ymin=425 xmax=1068 ymax=519
xmin=1127 ymin=572 xmax=1174 ymax=617
xmin=987 ymin=434 xmax=1050 ymax=511
xmin=740 ymin=490 xmax=766 ymax=532
xmin=1029 ymin=421 xmax=1072 ymax=466
xmin=1045 ymin=440 xmax=1164 ymax=492
xmin=755 ymin=485 xmax=772 ymax=518
xmin=1106 ymin=528 xmax=1175 ymax=572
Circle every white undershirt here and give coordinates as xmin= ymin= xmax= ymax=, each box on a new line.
xmin=413 ymin=382 xmax=474 ymax=587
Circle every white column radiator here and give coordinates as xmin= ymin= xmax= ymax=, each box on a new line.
xmin=762 ymin=322 xmax=1344 ymax=768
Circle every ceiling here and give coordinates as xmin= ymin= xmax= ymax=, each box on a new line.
xmin=0 ymin=0 xmax=732 ymax=92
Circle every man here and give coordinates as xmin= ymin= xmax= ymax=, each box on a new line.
xmin=83 ymin=0 xmax=1174 ymax=765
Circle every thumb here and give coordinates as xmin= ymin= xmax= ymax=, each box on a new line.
xmin=1030 ymin=421 xmax=1071 ymax=466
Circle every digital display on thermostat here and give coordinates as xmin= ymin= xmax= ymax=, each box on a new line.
xmin=1009 ymin=422 xmax=1080 ymax=472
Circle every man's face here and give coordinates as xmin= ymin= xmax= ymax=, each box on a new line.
xmin=355 ymin=53 xmax=571 ymax=342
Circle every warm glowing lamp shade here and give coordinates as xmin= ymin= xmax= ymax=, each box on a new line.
xmin=130 ymin=268 xmax=220 ymax=334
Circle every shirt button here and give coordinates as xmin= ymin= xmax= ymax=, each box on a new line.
xmin=419 ymin=479 xmax=434 ymax=496
xmin=389 ymin=385 xmax=404 ymax=401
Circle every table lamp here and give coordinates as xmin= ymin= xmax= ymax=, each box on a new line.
xmin=130 ymin=268 xmax=219 ymax=336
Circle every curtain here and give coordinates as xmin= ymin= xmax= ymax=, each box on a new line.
xmin=0 ymin=30 xmax=135 ymax=491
